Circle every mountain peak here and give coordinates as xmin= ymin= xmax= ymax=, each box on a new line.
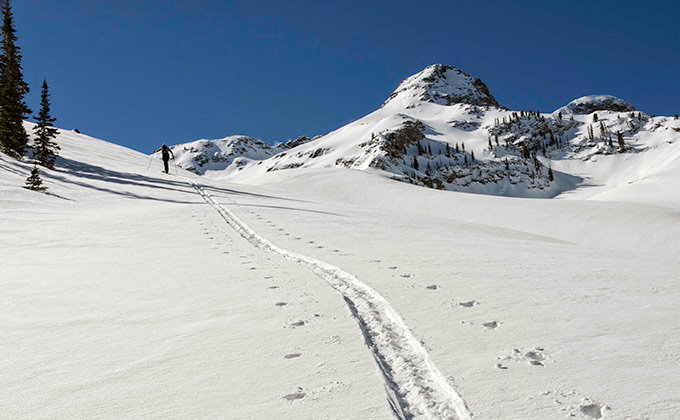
xmin=382 ymin=64 xmax=500 ymax=108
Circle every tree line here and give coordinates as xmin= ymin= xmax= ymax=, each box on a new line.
xmin=0 ymin=0 xmax=59 ymax=191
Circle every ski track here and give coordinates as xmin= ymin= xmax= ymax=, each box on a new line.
xmin=189 ymin=180 xmax=472 ymax=420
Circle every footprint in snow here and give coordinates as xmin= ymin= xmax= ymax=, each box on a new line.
xmin=400 ymin=274 xmax=412 ymax=278
xmin=284 ymin=353 xmax=301 ymax=359
xmin=580 ymin=403 xmax=605 ymax=419
xmin=275 ymin=302 xmax=288 ymax=307
xmin=458 ymin=300 xmax=479 ymax=308
xmin=483 ymin=321 xmax=499 ymax=329
xmin=425 ymin=284 xmax=438 ymax=290
xmin=499 ymin=347 xmax=549 ymax=367
xmin=290 ymin=320 xmax=306 ymax=328
xmin=388 ymin=266 xmax=398 ymax=270
xmin=267 ymin=286 xmax=279 ymax=290
xmin=283 ymin=388 xmax=306 ymax=402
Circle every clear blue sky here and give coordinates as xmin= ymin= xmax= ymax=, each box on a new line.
xmin=16 ymin=0 xmax=680 ymax=152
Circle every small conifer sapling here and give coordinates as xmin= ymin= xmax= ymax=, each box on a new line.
xmin=24 ymin=164 xmax=45 ymax=191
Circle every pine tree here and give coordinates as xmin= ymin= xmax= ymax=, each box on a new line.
xmin=617 ymin=131 xmax=625 ymax=151
xmin=471 ymin=150 xmax=475 ymax=162
xmin=33 ymin=79 xmax=60 ymax=168
xmin=445 ymin=143 xmax=451 ymax=157
xmin=412 ymin=155 xmax=419 ymax=171
xmin=548 ymin=165 xmax=554 ymax=182
xmin=0 ymin=0 xmax=30 ymax=159
xmin=24 ymin=164 xmax=45 ymax=191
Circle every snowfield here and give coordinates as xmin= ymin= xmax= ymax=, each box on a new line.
xmin=3 ymin=62 xmax=680 ymax=419
xmin=2 ymin=120 xmax=679 ymax=420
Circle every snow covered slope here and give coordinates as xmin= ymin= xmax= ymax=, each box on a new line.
xmin=3 ymin=123 xmax=680 ymax=419
xmin=179 ymin=65 xmax=680 ymax=205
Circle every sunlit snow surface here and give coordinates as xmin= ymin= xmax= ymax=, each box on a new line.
xmin=2 ymin=123 xmax=680 ymax=419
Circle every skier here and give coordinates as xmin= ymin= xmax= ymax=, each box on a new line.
xmin=153 ymin=143 xmax=175 ymax=174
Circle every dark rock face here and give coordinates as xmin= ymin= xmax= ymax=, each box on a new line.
xmin=383 ymin=120 xmax=425 ymax=158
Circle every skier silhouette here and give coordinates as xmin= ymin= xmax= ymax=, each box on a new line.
xmin=153 ymin=144 xmax=175 ymax=174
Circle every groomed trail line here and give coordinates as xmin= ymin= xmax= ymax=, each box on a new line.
xmin=189 ymin=181 xmax=472 ymax=420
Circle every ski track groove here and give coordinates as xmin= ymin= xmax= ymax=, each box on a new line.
xmin=189 ymin=181 xmax=472 ymax=420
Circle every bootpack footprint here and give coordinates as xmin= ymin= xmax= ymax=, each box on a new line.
xmin=282 ymin=387 xmax=306 ymax=402
xmin=498 ymin=347 xmax=550 ymax=368
xmin=457 ymin=300 xmax=479 ymax=308
xmin=284 ymin=352 xmax=301 ymax=359
xmin=541 ymin=390 xmax=608 ymax=419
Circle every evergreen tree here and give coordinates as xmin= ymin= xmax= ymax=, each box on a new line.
xmin=445 ymin=143 xmax=451 ymax=157
xmin=412 ymin=155 xmax=419 ymax=171
xmin=592 ymin=113 xmax=598 ymax=122
xmin=548 ymin=165 xmax=554 ymax=182
xmin=33 ymin=79 xmax=60 ymax=168
xmin=24 ymin=164 xmax=45 ymax=191
xmin=471 ymin=150 xmax=475 ymax=162
xmin=0 ymin=0 xmax=30 ymax=159
xmin=427 ymin=143 xmax=432 ymax=155
xmin=617 ymin=131 xmax=625 ymax=151
xmin=455 ymin=143 xmax=459 ymax=153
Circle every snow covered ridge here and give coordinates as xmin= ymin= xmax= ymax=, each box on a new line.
xmin=170 ymin=135 xmax=315 ymax=175
xmin=553 ymin=95 xmax=636 ymax=115
xmin=170 ymin=64 xmax=680 ymax=202
xmin=382 ymin=64 xmax=500 ymax=108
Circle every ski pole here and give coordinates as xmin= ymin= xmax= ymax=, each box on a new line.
xmin=147 ymin=151 xmax=156 ymax=170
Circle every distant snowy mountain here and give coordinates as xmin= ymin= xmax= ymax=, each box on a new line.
xmin=169 ymin=64 xmax=680 ymax=202
xmin=170 ymin=135 xmax=315 ymax=175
